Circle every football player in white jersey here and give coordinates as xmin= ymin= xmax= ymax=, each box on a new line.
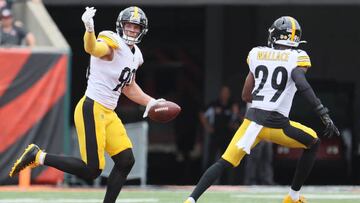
xmin=9 ymin=6 xmax=164 ymax=203
xmin=184 ymin=16 xmax=340 ymax=203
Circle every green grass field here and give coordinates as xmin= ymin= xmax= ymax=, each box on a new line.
xmin=1 ymin=186 xmax=360 ymax=203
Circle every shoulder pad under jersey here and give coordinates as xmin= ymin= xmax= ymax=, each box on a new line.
xmin=295 ymin=49 xmax=311 ymax=68
xmin=247 ymin=46 xmax=263 ymax=65
xmin=98 ymin=31 xmax=121 ymax=49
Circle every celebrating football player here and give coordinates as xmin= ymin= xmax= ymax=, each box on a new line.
xmin=9 ymin=6 xmax=164 ymax=203
xmin=184 ymin=16 xmax=340 ymax=203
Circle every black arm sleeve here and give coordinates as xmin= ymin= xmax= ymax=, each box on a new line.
xmin=291 ymin=67 xmax=321 ymax=108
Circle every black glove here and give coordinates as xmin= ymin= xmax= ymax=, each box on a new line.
xmin=315 ymin=104 xmax=340 ymax=137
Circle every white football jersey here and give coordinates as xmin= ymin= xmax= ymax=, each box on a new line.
xmin=247 ymin=46 xmax=311 ymax=117
xmin=85 ymin=31 xmax=144 ymax=110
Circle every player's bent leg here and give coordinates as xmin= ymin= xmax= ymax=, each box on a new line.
xmin=268 ymin=121 xmax=319 ymax=203
xmin=284 ymin=121 xmax=318 ymax=148
xmin=184 ymin=158 xmax=233 ymax=203
xmin=264 ymin=121 xmax=317 ymax=149
xmin=59 ymin=96 xmax=106 ymax=180
xmin=289 ymin=139 xmax=320 ymax=193
xmin=184 ymin=119 xmax=263 ymax=203
xmin=102 ymin=113 xmax=134 ymax=203
xmin=282 ymin=122 xmax=320 ymax=190
xmin=103 ymin=148 xmax=135 ymax=203
xmin=9 ymin=144 xmax=43 ymax=177
xmin=222 ymin=119 xmax=258 ymax=166
xmin=45 ymin=153 xmax=102 ymax=180
xmin=282 ymin=140 xmax=319 ymax=203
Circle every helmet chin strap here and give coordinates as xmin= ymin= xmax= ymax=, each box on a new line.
xmin=122 ymin=34 xmax=137 ymax=45
xmin=117 ymin=26 xmax=147 ymax=45
xmin=120 ymin=28 xmax=144 ymax=45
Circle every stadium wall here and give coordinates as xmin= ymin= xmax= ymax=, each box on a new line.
xmin=0 ymin=49 xmax=70 ymax=185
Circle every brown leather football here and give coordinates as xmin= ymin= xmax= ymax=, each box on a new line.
xmin=148 ymin=101 xmax=181 ymax=123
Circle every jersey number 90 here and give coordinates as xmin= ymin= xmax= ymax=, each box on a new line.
xmin=113 ymin=67 xmax=136 ymax=91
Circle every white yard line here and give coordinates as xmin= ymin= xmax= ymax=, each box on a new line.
xmin=226 ymin=185 xmax=360 ymax=193
xmin=0 ymin=198 xmax=159 ymax=203
xmin=232 ymin=194 xmax=360 ymax=199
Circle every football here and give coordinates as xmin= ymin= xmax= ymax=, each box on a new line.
xmin=148 ymin=101 xmax=181 ymax=123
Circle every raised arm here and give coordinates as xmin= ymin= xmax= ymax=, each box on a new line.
xmin=83 ymin=32 xmax=111 ymax=58
xmin=81 ymin=7 xmax=111 ymax=58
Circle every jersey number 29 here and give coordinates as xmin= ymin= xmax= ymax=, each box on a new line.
xmin=252 ymin=65 xmax=288 ymax=102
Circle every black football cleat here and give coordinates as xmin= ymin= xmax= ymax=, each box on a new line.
xmin=9 ymin=144 xmax=42 ymax=177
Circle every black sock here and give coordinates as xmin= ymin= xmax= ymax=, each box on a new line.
xmin=103 ymin=149 xmax=135 ymax=203
xmin=103 ymin=166 xmax=129 ymax=203
xmin=190 ymin=158 xmax=232 ymax=201
xmin=44 ymin=154 xmax=101 ymax=180
xmin=291 ymin=139 xmax=320 ymax=191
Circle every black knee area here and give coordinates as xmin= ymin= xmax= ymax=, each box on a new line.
xmin=112 ymin=148 xmax=135 ymax=175
xmin=218 ymin=158 xmax=233 ymax=170
xmin=82 ymin=166 xmax=102 ymax=180
xmin=308 ymin=138 xmax=320 ymax=150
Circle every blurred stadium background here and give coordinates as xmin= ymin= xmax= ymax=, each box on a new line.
xmin=1 ymin=0 xmax=360 ymax=202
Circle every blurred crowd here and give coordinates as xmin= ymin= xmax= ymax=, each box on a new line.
xmin=0 ymin=0 xmax=35 ymax=47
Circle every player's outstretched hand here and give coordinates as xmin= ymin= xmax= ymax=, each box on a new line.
xmin=315 ymin=104 xmax=340 ymax=137
xmin=321 ymin=114 xmax=340 ymax=137
xmin=143 ymin=98 xmax=166 ymax=118
xmin=81 ymin=7 xmax=96 ymax=32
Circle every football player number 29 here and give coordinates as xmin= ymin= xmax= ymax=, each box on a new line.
xmin=113 ymin=67 xmax=136 ymax=91
xmin=252 ymin=65 xmax=288 ymax=102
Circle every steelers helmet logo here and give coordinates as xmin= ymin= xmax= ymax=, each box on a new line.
xmin=267 ymin=16 xmax=304 ymax=48
xmin=130 ymin=11 xmax=140 ymax=23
